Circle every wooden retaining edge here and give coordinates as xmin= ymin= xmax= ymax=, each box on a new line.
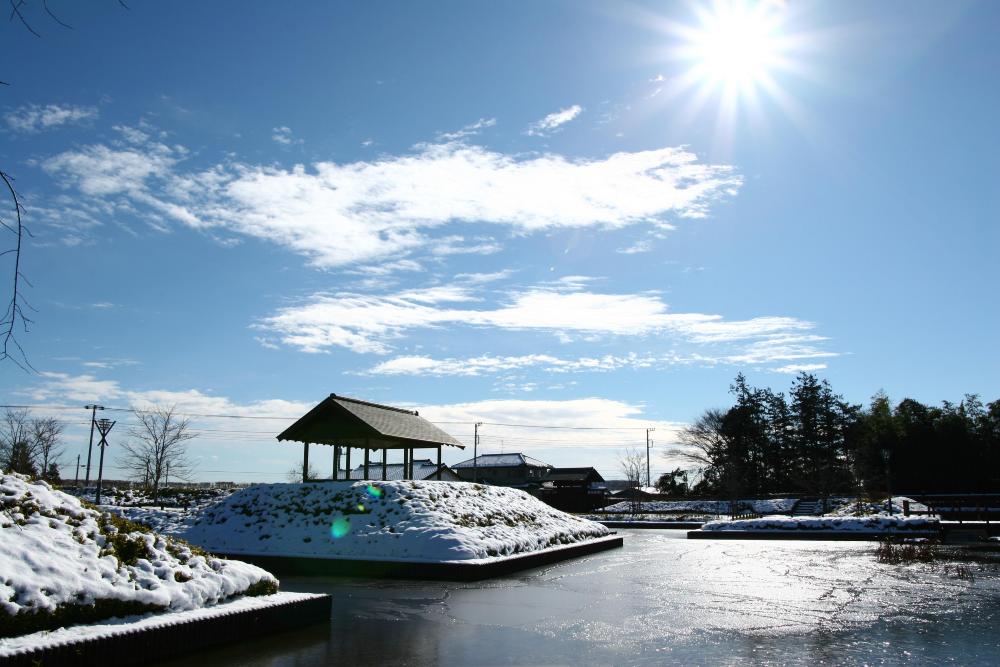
xmin=600 ymin=521 xmax=703 ymax=530
xmin=219 ymin=535 xmax=625 ymax=581
xmin=687 ymin=530 xmax=941 ymax=541
xmin=0 ymin=594 xmax=331 ymax=667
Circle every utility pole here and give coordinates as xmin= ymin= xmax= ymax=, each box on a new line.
xmin=83 ymin=404 xmax=104 ymax=486
xmin=473 ymin=422 xmax=482 ymax=483
xmin=94 ymin=418 xmax=115 ymax=505
xmin=646 ymin=427 xmax=655 ymax=489
xmin=74 ymin=454 xmax=80 ymax=487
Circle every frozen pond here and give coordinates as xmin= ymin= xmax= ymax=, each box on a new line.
xmin=164 ymin=531 xmax=1000 ymax=665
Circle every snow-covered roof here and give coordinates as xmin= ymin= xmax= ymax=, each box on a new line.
xmin=344 ymin=459 xmax=460 ymax=481
xmin=453 ymin=453 xmax=552 ymax=469
xmin=277 ymin=393 xmax=465 ymax=449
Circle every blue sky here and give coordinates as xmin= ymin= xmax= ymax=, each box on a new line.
xmin=2 ymin=0 xmax=998 ymax=482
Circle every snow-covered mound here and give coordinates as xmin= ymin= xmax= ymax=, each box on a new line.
xmin=181 ymin=480 xmax=611 ymax=562
xmin=0 ymin=473 xmax=277 ymax=638
xmin=702 ymin=515 xmax=939 ymax=532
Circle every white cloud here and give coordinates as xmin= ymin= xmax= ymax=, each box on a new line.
xmin=39 ymin=124 xmax=740 ymax=268
xmin=271 ymin=126 xmax=302 ymax=145
xmin=415 ymin=398 xmax=686 ymax=462
xmin=43 ymin=143 xmax=180 ymax=197
xmin=617 ymin=239 xmax=653 ymax=254
xmin=366 ymin=352 xmax=668 ymax=377
xmin=770 ymin=363 xmax=828 ymax=374
xmin=4 ymin=103 xmax=98 ymax=133
xmin=25 ymin=371 xmax=687 ymax=477
xmin=454 ymin=269 xmax=516 ymax=284
xmin=31 ymin=372 xmax=311 ymax=420
xmin=436 ymin=118 xmax=496 ymax=141
xmin=113 ymin=125 xmax=150 ymax=145
xmin=526 ymin=105 xmax=583 ymax=136
xmin=258 ymin=282 xmax=827 ymax=358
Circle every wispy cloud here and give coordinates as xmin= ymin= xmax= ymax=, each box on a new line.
xmin=454 ymin=269 xmax=516 ymax=284
xmin=43 ymin=141 xmax=180 ymax=197
xmin=30 ymin=372 xmax=310 ymax=419
xmin=617 ymin=239 xmax=653 ymax=254
xmin=257 ymin=281 xmax=829 ymax=359
xmin=770 ymin=363 xmax=829 ymax=374
xmin=4 ymin=103 xmax=98 ymax=133
xmin=366 ymin=352 xmax=671 ymax=377
xmin=41 ymin=127 xmax=741 ymax=269
xmin=271 ymin=126 xmax=302 ymax=145
xmin=526 ymin=105 xmax=583 ymax=136
xmin=436 ymin=117 xmax=496 ymax=141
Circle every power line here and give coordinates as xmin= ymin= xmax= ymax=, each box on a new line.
xmin=2 ymin=404 xmax=661 ymax=433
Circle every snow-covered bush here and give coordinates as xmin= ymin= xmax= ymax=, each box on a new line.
xmin=0 ymin=473 xmax=277 ymax=638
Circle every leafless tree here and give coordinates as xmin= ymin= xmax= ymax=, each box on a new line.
xmin=619 ymin=447 xmax=646 ymax=514
xmin=0 ymin=408 xmax=33 ymax=473
xmin=31 ymin=416 xmax=63 ymax=481
xmin=120 ymin=405 xmax=195 ymax=501
xmin=286 ymin=460 xmax=320 ymax=483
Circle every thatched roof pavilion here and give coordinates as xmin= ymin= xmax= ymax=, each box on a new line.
xmin=277 ymin=393 xmax=465 ymax=482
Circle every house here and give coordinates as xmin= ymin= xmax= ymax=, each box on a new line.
xmin=452 ymin=453 xmax=552 ymax=487
xmin=342 ymin=459 xmax=462 ymax=482
xmin=537 ymin=467 xmax=608 ymax=511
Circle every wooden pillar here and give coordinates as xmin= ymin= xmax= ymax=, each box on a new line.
xmin=345 ymin=447 xmax=352 ymax=480
xmin=436 ymin=445 xmax=442 ymax=480
xmin=407 ymin=448 xmax=414 ymax=479
xmin=363 ymin=440 xmax=370 ymax=480
xmin=333 ymin=445 xmax=340 ymax=480
xmin=403 ymin=448 xmax=409 ymax=480
xmin=302 ymin=442 xmax=309 ymax=483
xmin=382 ymin=449 xmax=387 ymax=481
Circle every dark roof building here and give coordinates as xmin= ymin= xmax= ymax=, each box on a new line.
xmin=542 ymin=467 xmax=605 ymax=486
xmin=278 ymin=394 xmax=464 ymax=482
xmin=452 ymin=453 xmax=553 ymax=487
xmin=537 ymin=467 xmax=608 ymax=511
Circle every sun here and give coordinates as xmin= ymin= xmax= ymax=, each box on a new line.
xmin=674 ymin=0 xmax=790 ymax=97
xmin=686 ymin=1 xmax=783 ymax=89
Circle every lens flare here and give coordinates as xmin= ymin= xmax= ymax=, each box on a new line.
xmin=366 ymin=484 xmax=383 ymax=498
xmin=330 ymin=516 xmax=351 ymax=539
xmin=356 ymin=503 xmax=365 ymax=512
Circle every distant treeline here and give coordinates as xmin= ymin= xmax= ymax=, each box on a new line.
xmin=665 ymin=373 xmax=999 ymax=498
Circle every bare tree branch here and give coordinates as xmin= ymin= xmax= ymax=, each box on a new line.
xmin=8 ymin=0 xmax=41 ymax=38
xmin=0 ymin=171 xmax=34 ymax=372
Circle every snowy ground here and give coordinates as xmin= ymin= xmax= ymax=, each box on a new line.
xmin=701 ymin=515 xmax=939 ymax=532
xmin=599 ymin=498 xmax=798 ymax=515
xmin=0 ymin=473 xmax=277 ymax=638
xmin=0 ymin=591 xmax=319 ymax=657
xmin=180 ymin=480 xmax=611 ymax=562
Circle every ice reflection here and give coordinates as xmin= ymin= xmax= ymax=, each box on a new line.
xmin=161 ymin=531 xmax=1000 ymax=666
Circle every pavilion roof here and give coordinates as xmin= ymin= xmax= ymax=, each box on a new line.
xmin=277 ymin=394 xmax=465 ymax=450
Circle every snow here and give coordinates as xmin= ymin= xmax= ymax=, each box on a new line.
xmin=0 ymin=592 xmax=320 ymax=656
xmin=0 ymin=473 xmax=277 ymax=630
xmin=600 ymin=498 xmax=798 ymax=514
xmin=180 ymin=480 xmax=611 ymax=562
xmin=452 ymin=454 xmax=551 ymax=469
xmin=701 ymin=515 xmax=939 ymax=532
